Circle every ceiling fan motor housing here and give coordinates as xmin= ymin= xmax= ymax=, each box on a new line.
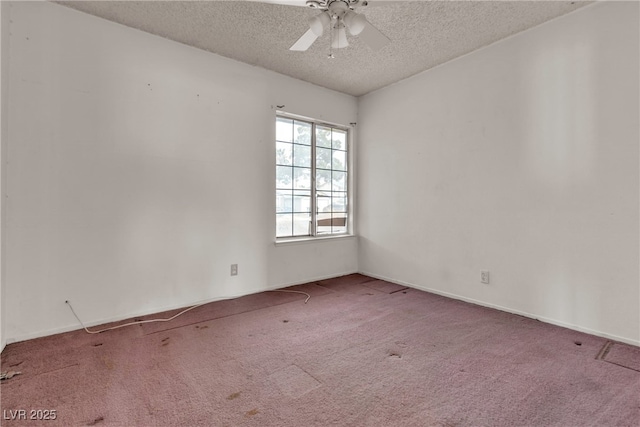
xmin=306 ymin=0 xmax=367 ymax=10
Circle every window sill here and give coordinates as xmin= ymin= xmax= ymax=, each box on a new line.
xmin=274 ymin=234 xmax=356 ymax=246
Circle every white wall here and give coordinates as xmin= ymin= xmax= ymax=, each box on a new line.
xmin=4 ymin=1 xmax=358 ymax=343
xmin=358 ymin=2 xmax=639 ymax=345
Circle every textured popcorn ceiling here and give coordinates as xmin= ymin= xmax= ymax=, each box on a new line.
xmin=55 ymin=1 xmax=591 ymax=96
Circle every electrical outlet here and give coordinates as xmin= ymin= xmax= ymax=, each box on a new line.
xmin=231 ymin=264 xmax=238 ymax=276
xmin=481 ymin=270 xmax=490 ymax=284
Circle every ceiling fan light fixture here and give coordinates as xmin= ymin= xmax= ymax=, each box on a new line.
xmin=289 ymin=0 xmax=389 ymax=52
xmin=331 ymin=23 xmax=349 ymax=49
xmin=344 ymin=10 xmax=366 ymax=35
xmin=309 ymin=11 xmax=331 ymax=37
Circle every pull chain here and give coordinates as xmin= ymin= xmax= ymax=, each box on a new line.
xmin=328 ymin=16 xmax=335 ymax=59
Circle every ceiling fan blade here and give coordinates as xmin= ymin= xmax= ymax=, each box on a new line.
xmin=290 ymin=28 xmax=319 ymax=51
xmin=245 ymin=0 xmax=311 ymax=7
xmin=359 ymin=19 xmax=390 ymax=51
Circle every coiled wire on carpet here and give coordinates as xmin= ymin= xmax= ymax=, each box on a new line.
xmin=65 ymin=289 xmax=310 ymax=335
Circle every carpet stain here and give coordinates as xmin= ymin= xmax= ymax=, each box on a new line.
xmin=92 ymin=343 xmax=103 ymax=347
xmin=227 ymin=392 xmax=241 ymax=400
xmin=195 ymin=325 xmax=209 ymax=330
xmin=161 ymin=337 xmax=170 ymax=342
xmin=282 ymin=320 xmax=289 ymax=323
xmin=162 ymin=342 xmax=169 ymax=347
xmin=245 ymin=408 xmax=259 ymax=417
xmin=9 ymin=361 xmax=23 ymax=367
xmin=574 ymin=341 xmax=582 ymax=346
xmin=86 ymin=416 xmax=104 ymax=426
xmin=101 ymin=357 xmax=114 ymax=370
xmin=388 ymin=352 xmax=402 ymax=359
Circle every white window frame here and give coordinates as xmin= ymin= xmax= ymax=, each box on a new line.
xmin=275 ymin=112 xmax=352 ymax=241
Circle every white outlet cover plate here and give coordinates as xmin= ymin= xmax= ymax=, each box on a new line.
xmin=481 ymin=270 xmax=490 ymax=284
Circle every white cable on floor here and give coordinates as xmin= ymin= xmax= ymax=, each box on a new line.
xmin=65 ymin=300 xmax=209 ymax=334
xmin=65 ymin=289 xmax=310 ymax=334
xmin=266 ymin=289 xmax=311 ymax=303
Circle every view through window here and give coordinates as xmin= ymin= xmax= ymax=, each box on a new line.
xmin=276 ymin=115 xmax=349 ymax=238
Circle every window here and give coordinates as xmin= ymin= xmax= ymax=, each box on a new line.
xmin=276 ymin=115 xmax=349 ymax=239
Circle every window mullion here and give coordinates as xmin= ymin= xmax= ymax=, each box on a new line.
xmin=310 ymin=122 xmax=317 ymax=237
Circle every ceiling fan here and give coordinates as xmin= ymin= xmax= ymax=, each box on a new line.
xmin=260 ymin=0 xmax=390 ymax=52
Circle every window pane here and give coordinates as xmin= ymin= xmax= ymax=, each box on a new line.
xmin=276 ymin=214 xmax=293 ymax=237
xmin=293 ymin=167 xmax=311 ymax=189
xmin=293 ymin=144 xmax=311 ymax=167
xmin=276 ymin=118 xmax=293 ymax=142
xmin=293 ymin=213 xmax=311 ymax=236
xmin=317 ymin=195 xmax=331 ymax=213
xmin=316 ymin=212 xmax=331 ymax=234
xmin=332 ymin=129 xmax=347 ymax=150
xmin=331 ymin=213 xmax=348 ymax=234
xmin=332 ymin=193 xmax=347 ymax=212
xmin=316 ymin=147 xmax=332 ymax=170
xmin=276 ymin=190 xmax=292 ymax=213
xmin=332 ymin=150 xmax=346 ymax=171
xmin=276 ymin=141 xmax=292 ymax=166
xmin=316 ymin=212 xmax=347 ymax=234
xmin=316 ymin=169 xmax=331 ymax=191
xmin=292 ymin=195 xmax=311 ymax=213
xmin=332 ymin=171 xmax=347 ymax=191
xmin=294 ymin=121 xmax=312 ymax=145
xmin=316 ymin=126 xmax=331 ymax=148
xmin=276 ymin=165 xmax=293 ymax=189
